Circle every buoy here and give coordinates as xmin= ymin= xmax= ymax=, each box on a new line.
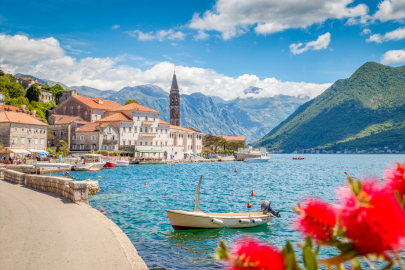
xmin=251 ymin=190 xmax=256 ymax=196
xmin=98 ymin=176 xmax=101 ymax=178
xmin=272 ymin=161 xmax=274 ymax=162
xmin=344 ymin=172 xmax=347 ymax=174
xmin=145 ymin=182 xmax=147 ymax=185
xmin=234 ymin=169 xmax=238 ymax=173
xmin=174 ymin=163 xmax=176 ymax=166
xmin=109 ymin=178 xmax=111 ymax=180
xmin=247 ymin=201 xmax=252 ymax=208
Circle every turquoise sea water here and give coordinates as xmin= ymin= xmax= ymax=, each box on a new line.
xmin=53 ymin=154 xmax=405 ymax=269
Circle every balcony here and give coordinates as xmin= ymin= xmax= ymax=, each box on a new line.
xmin=139 ymin=132 xmax=157 ymax=139
xmin=119 ymin=146 xmax=135 ymax=151
xmin=103 ymin=139 xmax=118 ymax=145
xmin=142 ymin=120 xmax=154 ymax=126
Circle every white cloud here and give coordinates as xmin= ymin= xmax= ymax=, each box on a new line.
xmin=127 ymin=29 xmax=185 ymax=41
xmin=361 ymin=28 xmax=371 ymax=35
xmin=2 ymin=33 xmax=330 ymax=100
xmin=366 ymin=27 xmax=405 ymax=43
xmin=194 ymin=30 xmax=209 ymax=40
xmin=0 ymin=34 xmax=64 ymax=65
xmin=374 ymin=0 xmax=405 ymax=22
xmin=289 ymin=33 xmax=331 ymax=55
xmin=188 ymin=0 xmax=368 ymax=40
xmin=381 ymin=49 xmax=405 ymax=65
xmin=112 ymin=25 xmax=120 ymax=29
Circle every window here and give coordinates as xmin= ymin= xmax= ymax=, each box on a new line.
xmin=134 ymin=127 xmax=137 ymax=132
xmin=137 ymin=116 xmax=140 ymax=120
xmin=13 ymin=137 xmax=17 ymax=144
xmin=73 ymin=144 xmax=77 ymax=149
xmin=85 ymin=111 xmax=88 ymax=118
xmin=103 ymin=145 xmax=107 ymax=150
xmin=80 ymin=144 xmax=84 ymax=150
xmin=110 ymin=145 xmax=115 ymax=150
xmin=123 ymin=127 xmax=126 ymax=132
xmin=129 ymin=127 xmax=132 ymax=132
xmin=80 ymin=135 xmax=84 ymax=140
xmin=140 ymin=141 xmax=143 ymax=145
xmin=123 ymin=140 xmax=126 ymax=145
xmin=91 ymin=144 xmax=96 ymax=150
xmin=165 ymin=129 xmax=168 ymax=134
xmin=72 ymin=136 xmax=76 ymax=140
xmin=34 ymin=138 xmax=38 ymax=145
xmin=91 ymin=135 xmax=96 ymax=140
xmin=40 ymin=138 xmax=44 ymax=145
xmin=134 ymin=141 xmax=137 ymax=145
xmin=53 ymin=132 xmax=56 ymax=135
xmin=145 ymin=116 xmax=148 ymax=120
xmin=140 ymin=128 xmax=143 ymax=132
xmin=145 ymin=127 xmax=148 ymax=133
xmin=153 ymin=117 xmax=156 ymax=121
xmin=145 ymin=142 xmax=148 ymax=146
xmin=156 ymin=141 xmax=158 ymax=146
xmin=77 ymin=105 xmax=81 ymax=111
xmin=14 ymin=128 xmax=17 ymax=132
xmin=22 ymin=128 xmax=24 ymax=132
xmin=128 ymin=140 xmax=131 ymax=145
xmin=155 ymin=128 xmax=158 ymax=133
xmin=108 ymin=127 xmax=112 ymax=134
xmin=61 ymin=131 xmax=63 ymax=136
xmin=21 ymin=137 xmax=25 ymax=144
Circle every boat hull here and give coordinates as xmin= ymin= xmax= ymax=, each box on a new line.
xmin=103 ymin=162 xmax=116 ymax=168
xmin=75 ymin=162 xmax=105 ymax=171
xmin=116 ymin=161 xmax=129 ymax=167
xmin=166 ymin=210 xmax=272 ymax=230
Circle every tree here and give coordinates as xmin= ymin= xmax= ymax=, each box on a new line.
xmin=125 ymin=99 xmax=139 ymax=105
xmin=41 ymin=84 xmax=52 ymax=91
xmin=204 ymin=134 xmax=226 ymax=153
xmin=56 ymin=140 xmax=69 ymax=157
xmin=25 ymin=84 xmax=42 ymax=102
xmin=227 ymin=141 xmax=245 ymax=151
xmin=51 ymin=84 xmax=64 ymax=99
xmin=0 ymin=70 xmax=4 ymax=77
xmin=7 ymin=81 xmax=24 ymax=99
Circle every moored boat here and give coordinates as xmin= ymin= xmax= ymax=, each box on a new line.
xmin=166 ymin=175 xmax=281 ymax=230
xmin=103 ymin=161 xmax=116 ymax=168
xmin=244 ymin=156 xmax=271 ymax=163
xmin=116 ymin=160 xmax=129 ymax=166
xmin=75 ymin=154 xmax=105 ymax=171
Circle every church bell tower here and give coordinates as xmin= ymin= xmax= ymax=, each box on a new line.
xmin=169 ymin=72 xmax=180 ymax=126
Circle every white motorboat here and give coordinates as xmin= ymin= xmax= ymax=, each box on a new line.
xmin=75 ymin=154 xmax=105 ymax=171
xmin=166 ymin=176 xmax=280 ymax=230
xmin=244 ymin=156 xmax=271 ymax=163
xmin=116 ymin=159 xmax=129 ymax=167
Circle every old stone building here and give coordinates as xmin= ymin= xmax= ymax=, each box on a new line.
xmin=56 ymin=89 xmax=78 ymax=104
xmin=51 ymin=95 xmax=122 ymax=122
xmin=73 ymin=122 xmax=119 ymax=151
xmin=47 ymin=115 xmax=85 ymax=147
xmin=15 ymin=76 xmax=44 ymax=90
xmin=39 ymin=90 xmax=54 ymax=103
xmin=0 ymin=111 xmax=48 ymax=150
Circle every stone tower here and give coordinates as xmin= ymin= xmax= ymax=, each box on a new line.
xmin=169 ymin=72 xmax=180 ymax=126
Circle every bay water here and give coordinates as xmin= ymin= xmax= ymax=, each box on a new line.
xmin=54 ymin=154 xmax=405 ymax=269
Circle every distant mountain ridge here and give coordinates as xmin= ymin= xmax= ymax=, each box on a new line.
xmin=253 ymin=62 xmax=405 ymax=152
xmin=14 ymin=74 xmax=310 ymax=143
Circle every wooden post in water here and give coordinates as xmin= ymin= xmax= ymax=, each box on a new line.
xmin=194 ymin=175 xmax=203 ymax=212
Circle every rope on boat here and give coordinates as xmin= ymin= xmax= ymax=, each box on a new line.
xmin=273 ymin=218 xmax=290 ymax=227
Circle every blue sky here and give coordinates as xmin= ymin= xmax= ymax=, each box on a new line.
xmin=1 ymin=0 xmax=405 ymax=100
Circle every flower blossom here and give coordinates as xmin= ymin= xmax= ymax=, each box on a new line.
xmin=227 ymin=238 xmax=284 ymax=270
xmin=384 ymin=161 xmax=405 ymax=198
xmin=339 ymin=180 xmax=405 ymax=254
xmin=294 ymin=198 xmax=337 ymax=243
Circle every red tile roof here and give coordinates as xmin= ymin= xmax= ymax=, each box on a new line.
xmin=159 ymin=119 xmax=170 ymax=125
xmin=107 ymin=102 xmax=158 ymax=113
xmin=73 ymin=95 xmax=122 ymax=110
xmin=0 ymin=111 xmax=47 ymax=126
xmin=53 ymin=116 xmax=84 ymax=125
xmin=170 ymin=125 xmax=200 ymax=133
xmin=0 ymin=105 xmax=20 ymax=112
xmin=215 ymin=135 xmax=245 ymax=141
xmin=76 ymin=122 xmax=109 ymax=132
xmin=96 ymin=112 xmax=132 ymax=122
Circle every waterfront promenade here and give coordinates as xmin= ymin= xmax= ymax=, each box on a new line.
xmin=0 ymin=180 xmax=148 ymax=270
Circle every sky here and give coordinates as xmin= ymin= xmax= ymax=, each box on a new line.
xmin=1 ymin=0 xmax=405 ymax=100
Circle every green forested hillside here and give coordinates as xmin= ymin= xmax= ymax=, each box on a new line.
xmin=253 ymin=62 xmax=405 ymax=152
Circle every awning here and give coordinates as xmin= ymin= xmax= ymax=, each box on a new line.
xmin=135 ymin=150 xmax=164 ymax=153
xmin=0 ymin=148 xmax=31 ymax=154
xmin=28 ymin=149 xmax=50 ymax=155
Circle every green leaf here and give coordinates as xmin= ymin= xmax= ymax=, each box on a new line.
xmin=318 ymin=250 xmax=358 ymax=265
xmin=303 ymin=246 xmax=318 ymax=270
xmin=335 ymin=242 xmax=354 ymax=253
xmin=282 ymin=241 xmax=300 ymax=270
xmin=351 ymin=257 xmax=361 ymax=270
xmin=305 ymin=236 xmax=313 ymax=249
xmin=337 ymin=263 xmax=344 ymax=270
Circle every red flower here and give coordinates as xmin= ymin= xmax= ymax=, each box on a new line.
xmin=339 ymin=180 xmax=405 ymax=254
xmin=384 ymin=161 xmax=405 ymax=197
xmin=294 ymin=198 xmax=337 ymax=243
xmin=227 ymin=238 xmax=285 ymax=270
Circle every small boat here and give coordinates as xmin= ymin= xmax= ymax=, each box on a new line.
xmin=75 ymin=154 xmax=105 ymax=171
xmin=166 ymin=176 xmax=281 ymax=230
xmin=129 ymin=160 xmax=140 ymax=164
xmin=293 ymin=157 xmax=305 ymax=160
xmin=244 ymin=156 xmax=271 ymax=163
xmin=103 ymin=161 xmax=116 ymax=168
xmin=116 ymin=160 xmax=129 ymax=167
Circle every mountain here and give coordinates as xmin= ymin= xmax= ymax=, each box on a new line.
xmin=253 ymin=62 xmax=405 ymax=152
xmin=13 ymin=74 xmax=310 ymax=143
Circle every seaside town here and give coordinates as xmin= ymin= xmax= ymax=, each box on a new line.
xmin=2 ymin=1 xmax=405 ymax=270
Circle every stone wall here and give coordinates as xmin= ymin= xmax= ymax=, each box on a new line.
xmin=0 ymin=167 xmax=95 ymax=203
xmin=53 ymin=97 xmax=92 ymax=122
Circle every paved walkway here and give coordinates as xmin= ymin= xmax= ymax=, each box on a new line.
xmin=0 ymin=180 xmax=148 ymax=270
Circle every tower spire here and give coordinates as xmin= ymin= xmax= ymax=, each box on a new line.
xmin=169 ymin=72 xmax=180 ymax=126
xmin=171 ymin=72 xmax=179 ymax=91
